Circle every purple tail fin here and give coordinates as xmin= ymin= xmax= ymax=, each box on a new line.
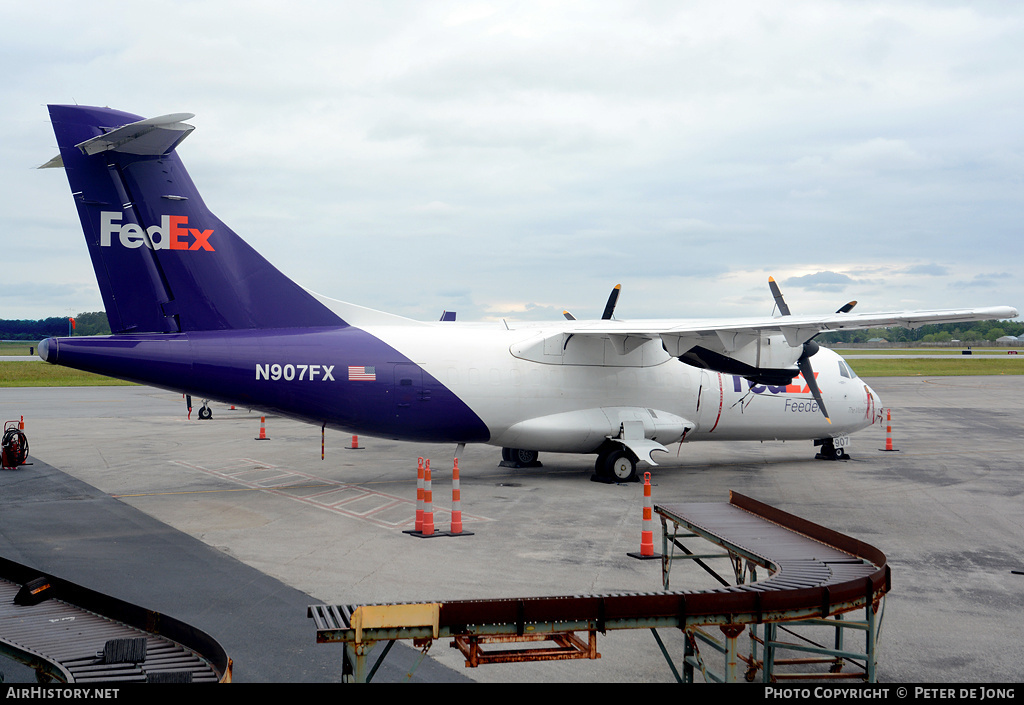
xmin=46 ymin=105 xmax=344 ymax=333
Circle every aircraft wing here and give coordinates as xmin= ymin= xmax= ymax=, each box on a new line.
xmin=555 ymin=306 xmax=1018 ymax=356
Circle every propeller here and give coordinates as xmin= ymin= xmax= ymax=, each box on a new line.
xmin=768 ymin=276 xmax=790 ymax=316
xmin=773 ymin=276 xmax=857 ymax=316
xmin=563 ymin=284 xmax=621 ymax=321
xmin=797 ymin=340 xmax=830 ymax=424
xmin=768 ymin=277 xmax=830 ymax=423
xmin=601 ymin=284 xmax=621 ymax=320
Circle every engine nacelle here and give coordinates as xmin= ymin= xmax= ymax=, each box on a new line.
xmin=497 ymin=406 xmax=693 ymax=454
xmin=678 ymin=333 xmax=804 ymax=385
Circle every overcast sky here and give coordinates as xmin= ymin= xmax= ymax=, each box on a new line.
xmin=2 ymin=1 xmax=1021 ymax=324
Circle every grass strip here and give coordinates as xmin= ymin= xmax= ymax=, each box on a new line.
xmin=0 ymin=343 xmax=42 ymax=356
xmin=834 ymin=348 xmax=1021 ymax=356
xmin=846 ymin=357 xmax=1024 ymax=377
xmin=0 ymin=361 xmax=135 ymax=387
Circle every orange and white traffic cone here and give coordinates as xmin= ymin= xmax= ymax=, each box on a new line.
xmin=421 ymin=459 xmax=435 ymax=536
xmin=880 ymin=408 xmax=898 ymax=451
xmin=415 ymin=457 xmax=425 ymax=533
xmin=450 ymin=458 xmax=463 ymax=535
xmin=255 ymin=416 xmax=269 ymax=441
xmin=640 ymin=472 xmax=654 ymax=556
xmin=629 ymin=472 xmax=660 ymax=559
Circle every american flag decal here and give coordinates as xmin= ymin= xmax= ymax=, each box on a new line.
xmin=348 ymin=365 xmax=376 ymax=381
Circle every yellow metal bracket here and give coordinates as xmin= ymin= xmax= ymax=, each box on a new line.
xmin=352 ymin=603 xmax=440 ymax=644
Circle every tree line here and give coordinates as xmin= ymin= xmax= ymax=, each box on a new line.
xmin=817 ymin=319 xmax=1024 ymax=344
xmin=0 ymin=312 xmax=110 ymax=340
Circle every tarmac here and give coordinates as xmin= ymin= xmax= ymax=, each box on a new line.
xmin=0 ymin=376 xmax=1020 ymax=683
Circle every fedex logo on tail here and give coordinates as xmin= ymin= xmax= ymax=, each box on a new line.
xmin=99 ymin=212 xmax=214 ymax=251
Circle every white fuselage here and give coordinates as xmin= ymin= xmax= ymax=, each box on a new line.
xmin=361 ymin=320 xmax=880 ymax=454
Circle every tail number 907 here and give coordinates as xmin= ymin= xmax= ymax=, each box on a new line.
xmin=256 ymin=363 xmax=335 ymax=382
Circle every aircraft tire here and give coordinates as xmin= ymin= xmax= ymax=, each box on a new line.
xmin=502 ymin=448 xmax=539 ymax=466
xmin=198 ymin=406 xmax=213 ymax=420
xmin=511 ymin=448 xmax=539 ymax=466
xmin=601 ymin=448 xmax=638 ymax=482
xmin=816 ymin=438 xmax=845 ymax=461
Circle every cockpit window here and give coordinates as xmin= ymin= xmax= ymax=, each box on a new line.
xmin=838 ymin=361 xmax=858 ymax=379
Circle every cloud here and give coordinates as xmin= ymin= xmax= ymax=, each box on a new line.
xmin=901 ymin=264 xmax=950 ymax=276
xmin=952 ymin=272 xmax=1015 ymax=288
xmin=2 ymin=1 xmax=1022 ymax=321
xmin=835 ymin=139 xmax=931 ymax=173
xmin=412 ymin=201 xmax=465 ymax=216
xmin=784 ymin=271 xmax=858 ymax=293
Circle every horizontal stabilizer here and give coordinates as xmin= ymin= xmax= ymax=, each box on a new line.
xmin=40 ymin=113 xmax=195 ymax=170
xmin=76 ymin=113 xmax=195 ymax=156
xmin=37 ymin=154 xmax=64 ymax=170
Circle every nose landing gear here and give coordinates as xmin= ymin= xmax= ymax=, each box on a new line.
xmin=815 ymin=437 xmax=848 ymax=460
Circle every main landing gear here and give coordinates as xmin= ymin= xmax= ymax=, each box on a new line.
xmin=502 ymin=438 xmax=841 ymax=478
xmin=593 ymin=442 xmax=640 ymax=483
xmin=500 ymin=448 xmax=542 ymax=468
xmin=498 ymin=444 xmax=642 ymax=483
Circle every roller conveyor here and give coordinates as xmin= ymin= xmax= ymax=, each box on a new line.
xmin=310 ymin=491 xmax=888 ymax=682
xmin=0 ymin=557 xmax=230 ymax=683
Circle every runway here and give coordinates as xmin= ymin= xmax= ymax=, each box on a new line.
xmin=0 ymin=377 xmax=1020 ymax=683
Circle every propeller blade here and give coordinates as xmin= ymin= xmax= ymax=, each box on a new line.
xmin=563 ymin=310 xmax=576 ymax=321
xmin=768 ymin=277 xmax=791 ymax=316
xmin=601 ymin=285 xmax=622 ymax=320
xmin=836 ymin=300 xmax=857 ymax=314
xmin=798 ymin=340 xmax=830 ymax=423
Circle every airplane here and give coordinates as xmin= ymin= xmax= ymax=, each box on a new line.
xmin=37 ymin=105 xmax=1018 ymax=482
